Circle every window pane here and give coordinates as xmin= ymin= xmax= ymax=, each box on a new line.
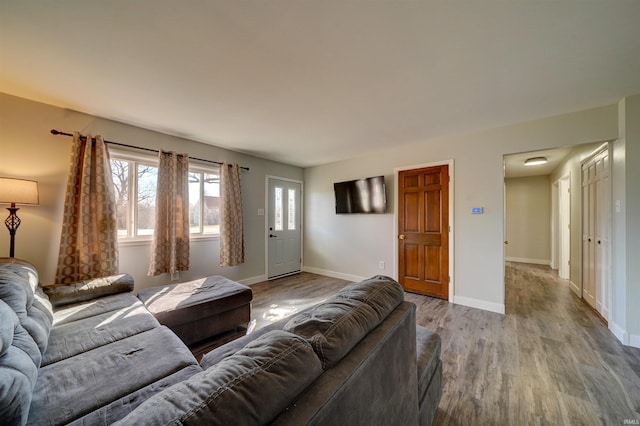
xmin=136 ymin=164 xmax=157 ymax=236
xmin=274 ymin=187 xmax=283 ymax=231
xmin=288 ymin=188 xmax=296 ymax=230
xmin=203 ymin=173 xmax=220 ymax=234
xmin=188 ymin=172 xmax=201 ymax=233
xmin=110 ymin=159 xmax=129 ymax=237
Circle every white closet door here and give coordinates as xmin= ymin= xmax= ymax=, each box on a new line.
xmin=582 ymin=162 xmax=596 ymax=309
xmin=595 ymin=152 xmax=610 ymax=320
xmin=581 ymin=147 xmax=610 ymax=318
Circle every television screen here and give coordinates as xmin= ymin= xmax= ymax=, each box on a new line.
xmin=334 ymin=176 xmax=386 ymax=214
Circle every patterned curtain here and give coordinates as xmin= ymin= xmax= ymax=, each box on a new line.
xmin=147 ymin=151 xmax=190 ymax=276
xmin=219 ymin=163 xmax=244 ymax=266
xmin=55 ymin=132 xmax=118 ymax=284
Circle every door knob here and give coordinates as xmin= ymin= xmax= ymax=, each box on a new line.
xmin=398 ymin=234 xmax=405 ymax=240
xmin=269 ymin=234 xmax=277 ymax=238
xmin=504 ymin=241 xmax=509 ymax=245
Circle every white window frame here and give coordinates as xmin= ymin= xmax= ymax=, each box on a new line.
xmin=109 ymin=149 xmax=221 ymax=245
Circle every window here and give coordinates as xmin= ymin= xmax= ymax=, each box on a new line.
xmin=274 ymin=187 xmax=283 ymax=231
xmin=288 ymin=188 xmax=296 ymax=230
xmin=110 ymin=152 xmax=220 ymax=240
xmin=188 ymin=170 xmax=220 ymax=235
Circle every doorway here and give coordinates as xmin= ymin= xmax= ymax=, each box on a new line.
xmin=557 ymin=173 xmax=571 ymax=280
xmin=503 ymin=142 xmax=610 ymax=320
xmin=396 ymin=164 xmax=450 ymax=300
xmin=266 ymin=177 xmax=302 ymax=279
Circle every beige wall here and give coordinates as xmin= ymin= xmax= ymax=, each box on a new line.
xmin=304 ymin=103 xmax=618 ymax=314
xmin=0 ymin=93 xmax=303 ymax=291
xmin=505 ymin=175 xmax=550 ymax=264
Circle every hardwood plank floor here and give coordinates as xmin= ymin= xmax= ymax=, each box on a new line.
xmin=248 ymin=264 xmax=640 ymax=425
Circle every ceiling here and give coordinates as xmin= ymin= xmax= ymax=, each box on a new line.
xmin=2 ymin=1 xmax=640 ymax=168
xmin=504 ymin=147 xmax=574 ymax=179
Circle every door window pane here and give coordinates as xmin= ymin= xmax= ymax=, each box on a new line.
xmin=288 ymin=188 xmax=296 ymax=230
xmin=275 ymin=187 xmax=283 ymax=231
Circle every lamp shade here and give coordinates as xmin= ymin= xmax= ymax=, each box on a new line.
xmin=0 ymin=177 xmax=39 ymax=205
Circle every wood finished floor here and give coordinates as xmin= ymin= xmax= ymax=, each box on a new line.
xmin=249 ymin=264 xmax=640 ymax=426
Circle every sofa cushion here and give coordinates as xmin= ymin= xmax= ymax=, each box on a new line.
xmin=52 ymin=292 xmax=141 ymax=326
xmin=114 ymin=330 xmax=323 ymax=426
xmin=0 ymin=267 xmax=53 ymax=358
xmin=27 ymin=326 xmax=199 ymax=426
xmin=0 ymin=258 xmax=40 ymax=291
xmin=0 ymin=300 xmax=39 ymax=426
xmin=68 ymin=364 xmax=203 ymax=426
xmin=43 ymin=301 xmax=160 ymax=366
xmin=43 ymin=273 xmax=134 ymax=307
xmin=137 ymin=275 xmax=252 ymax=326
xmin=283 ymin=275 xmax=404 ymax=369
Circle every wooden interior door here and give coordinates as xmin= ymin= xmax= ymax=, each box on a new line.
xmin=398 ymin=165 xmax=449 ymax=299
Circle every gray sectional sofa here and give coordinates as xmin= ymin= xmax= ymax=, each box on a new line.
xmin=0 ymin=257 xmax=442 ymax=425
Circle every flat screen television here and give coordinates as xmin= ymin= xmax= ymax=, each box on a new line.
xmin=334 ymin=176 xmax=386 ymax=214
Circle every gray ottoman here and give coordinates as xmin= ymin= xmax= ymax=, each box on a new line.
xmin=137 ymin=276 xmax=253 ymax=348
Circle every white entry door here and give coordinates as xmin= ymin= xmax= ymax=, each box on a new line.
xmin=267 ymin=177 xmax=302 ymax=279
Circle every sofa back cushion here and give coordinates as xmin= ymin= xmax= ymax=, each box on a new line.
xmin=0 ymin=299 xmax=40 ymax=426
xmin=114 ymin=330 xmax=323 ymax=426
xmin=0 ymin=259 xmax=53 ymax=360
xmin=283 ymin=275 xmax=404 ymax=369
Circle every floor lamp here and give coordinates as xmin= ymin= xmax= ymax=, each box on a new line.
xmin=0 ymin=177 xmax=39 ymax=258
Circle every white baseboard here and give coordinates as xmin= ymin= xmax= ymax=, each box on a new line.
xmin=505 ymin=257 xmax=550 ymax=266
xmin=238 ymin=274 xmax=268 ymax=286
xmin=452 ymin=296 xmax=505 ymax=315
xmin=630 ymin=334 xmax=640 ymax=349
xmin=569 ymin=280 xmax=581 ymax=296
xmin=302 ymin=266 xmax=365 ymax=283
xmin=609 ymin=321 xmax=630 ymax=346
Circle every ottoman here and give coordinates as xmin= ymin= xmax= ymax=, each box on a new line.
xmin=137 ymin=276 xmax=253 ymax=349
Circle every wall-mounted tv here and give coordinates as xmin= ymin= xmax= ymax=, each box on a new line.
xmin=334 ymin=176 xmax=386 ymax=214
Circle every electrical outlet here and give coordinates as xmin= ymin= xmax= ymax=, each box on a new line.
xmin=379 ymin=261 xmax=385 ymax=270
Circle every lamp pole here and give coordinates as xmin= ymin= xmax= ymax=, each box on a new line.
xmin=4 ymin=203 xmax=21 ymax=258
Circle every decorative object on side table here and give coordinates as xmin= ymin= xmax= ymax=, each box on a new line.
xmin=0 ymin=177 xmax=39 ymax=257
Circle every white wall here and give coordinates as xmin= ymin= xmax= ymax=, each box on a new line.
xmin=0 ymin=93 xmax=303 ymax=291
xmin=614 ymin=95 xmax=640 ymax=346
xmin=624 ymin=96 xmax=640 ymax=344
xmin=304 ymin=104 xmax=618 ymax=314
xmin=504 ymin=175 xmax=550 ymax=265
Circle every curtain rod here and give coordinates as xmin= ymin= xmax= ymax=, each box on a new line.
xmin=50 ymin=129 xmax=249 ymax=171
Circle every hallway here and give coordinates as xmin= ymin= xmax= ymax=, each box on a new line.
xmin=407 ymin=262 xmax=640 ymax=425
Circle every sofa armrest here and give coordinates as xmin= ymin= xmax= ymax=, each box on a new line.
xmin=43 ymin=274 xmax=134 ymax=307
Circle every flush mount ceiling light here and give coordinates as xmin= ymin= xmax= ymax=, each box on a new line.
xmin=524 ymin=156 xmax=547 ymax=166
